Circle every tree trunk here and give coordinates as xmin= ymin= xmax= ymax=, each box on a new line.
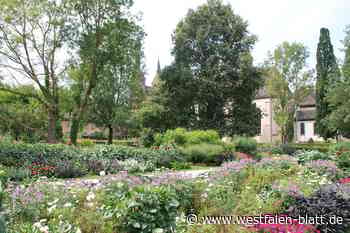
xmin=70 ymin=113 xmax=80 ymax=145
xmin=47 ymin=109 xmax=57 ymax=144
xmin=108 ymin=125 xmax=113 ymax=145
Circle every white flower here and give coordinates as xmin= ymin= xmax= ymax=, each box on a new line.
xmin=76 ymin=228 xmax=82 ymax=233
xmin=64 ymin=202 xmax=73 ymax=208
xmin=86 ymin=192 xmax=95 ymax=201
xmin=48 ymin=204 xmax=57 ymax=214
xmin=99 ymin=171 xmax=106 ymax=176
xmin=48 ymin=198 xmax=59 ymax=206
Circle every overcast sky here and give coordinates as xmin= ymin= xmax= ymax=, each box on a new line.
xmin=133 ymin=0 xmax=349 ymax=86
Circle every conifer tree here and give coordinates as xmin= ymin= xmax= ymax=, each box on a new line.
xmin=315 ymin=28 xmax=340 ymax=139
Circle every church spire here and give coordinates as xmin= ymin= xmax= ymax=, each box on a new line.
xmin=157 ymin=58 xmax=161 ymax=74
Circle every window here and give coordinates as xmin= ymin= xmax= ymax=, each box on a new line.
xmin=300 ymin=122 xmax=305 ymax=136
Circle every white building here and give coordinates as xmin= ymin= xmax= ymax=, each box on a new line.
xmin=254 ymin=88 xmax=322 ymax=143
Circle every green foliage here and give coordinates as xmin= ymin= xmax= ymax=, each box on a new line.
xmin=4 ymin=167 xmax=31 ymax=182
xmin=295 ymin=150 xmax=334 ymax=164
xmin=88 ymin=17 xmax=145 ymax=144
xmin=0 ymin=0 xmax=67 ymax=143
xmin=170 ymin=161 xmax=192 ymax=170
xmin=82 ymin=131 xmax=107 ymax=140
xmin=155 ymin=128 xmax=221 ymax=146
xmin=265 ymin=41 xmax=314 ymax=143
xmin=0 ymin=86 xmax=47 ymax=142
xmin=336 ymin=151 xmax=350 ymax=171
xmin=329 ymin=142 xmax=350 ymax=154
xmin=234 ymin=137 xmax=257 ymax=155
xmin=78 ymin=139 xmax=95 ymax=147
xmin=152 ymin=0 xmax=262 ymax=136
xmin=316 ymin=28 xmax=341 ymax=139
xmin=103 ymin=184 xmax=180 ymax=233
xmin=181 ymin=143 xmax=225 ymax=165
xmin=0 ymin=142 xmax=185 ymax=177
xmin=140 ymin=128 xmax=156 ymax=148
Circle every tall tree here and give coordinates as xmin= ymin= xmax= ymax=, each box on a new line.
xmin=0 ymin=0 xmax=68 ymax=143
xmin=265 ymin=42 xmax=314 ymax=144
xmin=315 ymin=28 xmax=341 ymax=140
xmin=326 ymin=26 xmax=350 ymax=138
xmin=162 ymin=0 xmax=262 ymax=136
xmin=66 ymin=0 xmax=134 ymax=145
xmin=89 ymin=20 xmax=145 ymax=144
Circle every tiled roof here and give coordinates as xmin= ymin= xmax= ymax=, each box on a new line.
xmin=296 ymin=109 xmax=316 ymax=121
xmin=256 ymin=87 xmax=270 ymax=99
xmin=299 ymin=92 xmax=316 ymax=107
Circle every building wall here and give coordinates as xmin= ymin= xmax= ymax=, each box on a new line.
xmin=61 ymin=121 xmax=105 ymax=136
xmin=254 ymin=98 xmax=280 ymax=143
xmin=296 ymin=120 xmax=323 ymax=142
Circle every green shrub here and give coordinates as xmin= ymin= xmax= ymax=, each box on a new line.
xmin=280 ymin=144 xmax=297 ymax=155
xmin=234 ymin=137 xmax=257 ymax=155
xmin=79 ymin=139 xmax=95 ymax=147
xmin=289 ymin=143 xmax=330 ymax=153
xmin=185 ymin=129 xmax=220 ymax=145
xmin=113 ymin=139 xmax=135 ymax=147
xmin=295 ymin=150 xmax=334 ymax=164
xmin=330 ymin=141 xmax=350 ymax=154
xmin=140 ymin=128 xmax=155 ymax=147
xmin=0 ymin=142 xmax=185 ymax=177
xmin=5 ymin=166 xmax=31 ymax=182
xmin=336 ymin=151 xmax=350 ymax=171
xmin=154 ymin=128 xmax=220 ymax=146
xmin=182 ymin=143 xmax=225 ymax=165
xmin=170 ymin=161 xmax=192 ymax=170
xmin=82 ymin=131 xmax=107 ymax=140
xmin=103 ymin=184 xmax=180 ymax=233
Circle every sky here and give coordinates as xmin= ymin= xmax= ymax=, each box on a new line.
xmin=133 ymin=0 xmax=350 ymax=86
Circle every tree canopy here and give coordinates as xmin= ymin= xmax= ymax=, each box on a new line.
xmin=149 ymin=0 xmax=263 ymax=136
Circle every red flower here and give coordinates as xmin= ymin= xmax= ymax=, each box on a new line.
xmin=339 ymin=177 xmax=350 ymax=184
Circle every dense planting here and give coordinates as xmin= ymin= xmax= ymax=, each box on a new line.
xmin=0 ymin=142 xmax=185 ymax=179
xmin=1 ymin=139 xmax=350 ymax=232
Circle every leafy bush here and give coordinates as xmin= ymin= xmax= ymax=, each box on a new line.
xmin=185 ymin=130 xmax=220 ymax=145
xmin=170 ymin=161 xmax=191 ymax=170
xmin=119 ymin=159 xmax=155 ymax=173
xmin=305 ymin=160 xmax=341 ymax=180
xmin=234 ymin=137 xmax=257 ymax=155
xmin=336 ymin=151 xmax=350 ymax=171
xmin=330 ymin=142 xmax=350 ymax=154
xmin=53 ymin=160 xmax=87 ymax=178
xmin=140 ymin=128 xmax=155 ymax=147
xmin=103 ymin=183 xmax=180 ymax=233
xmin=78 ymin=139 xmax=95 ymax=147
xmin=82 ymin=131 xmax=107 ymax=140
xmin=289 ymin=143 xmax=330 ymax=153
xmin=5 ymin=166 xmax=31 ymax=182
xmin=295 ymin=150 xmax=334 ymax=164
xmin=288 ymin=183 xmax=350 ymax=233
xmin=279 ymin=144 xmax=297 ymax=155
xmin=154 ymin=128 xmax=220 ymax=146
xmin=181 ymin=143 xmax=225 ymax=165
xmin=85 ymin=159 xmax=105 ymax=174
xmin=0 ymin=142 xmax=185 ymax=178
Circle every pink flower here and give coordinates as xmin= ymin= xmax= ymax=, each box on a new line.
xmin=339 ymin=177 xmax=350 ymax=184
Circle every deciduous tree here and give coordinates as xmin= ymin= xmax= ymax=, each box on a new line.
xmin=265 ymin=42 xmax=314 ymax=143
xmin=0 ymin=0 xmax=68 ymax=143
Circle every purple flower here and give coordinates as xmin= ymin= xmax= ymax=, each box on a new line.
xmin=306 ymin=160 xmax=339 ymax=177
